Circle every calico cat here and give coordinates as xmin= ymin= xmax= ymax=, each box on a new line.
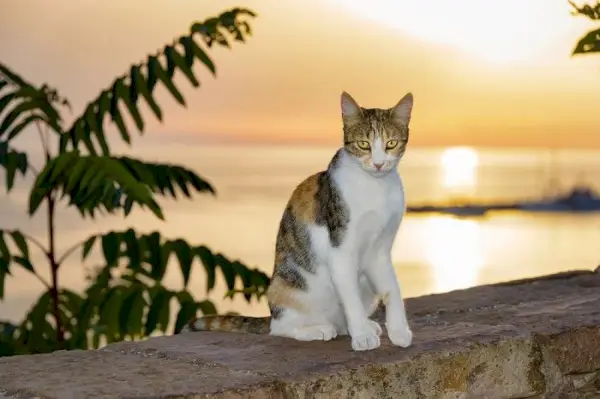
xmin=182 ymin=91 xmax=414 ymax=351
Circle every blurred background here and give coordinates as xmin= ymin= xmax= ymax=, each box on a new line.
xmin=1 ymin=0 xmax=600 ymax=324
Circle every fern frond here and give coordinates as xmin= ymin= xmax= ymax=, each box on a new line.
xmin=28 ymin=152 xmax=163 ymax=219
xmin=60 ymin=8 xmax=257 ymax=155
xmin=80 ymin=229 xmax=270 ymax=298
xmin=0 ymin=64 xmax=64 ymax=141
xmin=28 ymin=153 xmax=215 ymax=220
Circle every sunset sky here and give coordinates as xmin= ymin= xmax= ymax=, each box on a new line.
xmin=2 ymin=0 xmax=600 ymax=148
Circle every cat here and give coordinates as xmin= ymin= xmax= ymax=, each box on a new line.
xmin=182 ymin=91 xmax=414 ymax=351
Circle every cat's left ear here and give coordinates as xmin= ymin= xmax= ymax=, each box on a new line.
xmin=390 ymin=92 xmax=413 ymax=125
xmin=341 ymin=91 xmax=363 ymax=124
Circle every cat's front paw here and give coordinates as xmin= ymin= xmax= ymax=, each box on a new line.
xmin=350 ymin=322 xmax=381 ymax=351
xmin=368 ymin=319 xmax=383 ymax=336
xmin=387 ymin=324 xmax=413 ymax=348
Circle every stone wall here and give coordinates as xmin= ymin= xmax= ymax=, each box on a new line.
xmin=1 ymin=268 xmax=600 ymax=398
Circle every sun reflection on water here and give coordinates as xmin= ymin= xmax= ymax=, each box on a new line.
xmin=423 ymin=216 xmax=484 ymax=293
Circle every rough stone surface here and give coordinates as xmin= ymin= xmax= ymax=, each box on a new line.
xmin=1 ymin=268 xmax=600 ymax=398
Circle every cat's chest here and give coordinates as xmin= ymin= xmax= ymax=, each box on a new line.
xmin=336 ymin=171 xmax=404 ymax=220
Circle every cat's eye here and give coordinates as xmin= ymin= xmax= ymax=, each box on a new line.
xmin=357 ymin=141 xmax=371 ymax=150
xmin=386 ymin=140 xmax=399 ymax=150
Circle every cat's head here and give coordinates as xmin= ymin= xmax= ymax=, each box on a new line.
xmin=340 ymin=91 xmax=413 ymax=176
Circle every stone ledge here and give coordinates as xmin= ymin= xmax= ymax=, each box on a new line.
xmin=1 ymin=268 xmax=600 ymax=398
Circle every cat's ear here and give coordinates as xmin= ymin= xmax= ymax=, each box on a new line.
xmin=341 ymin=91 xmax=363 ymax=123
xmin=390 ymin=92 xmax=413 ymax=125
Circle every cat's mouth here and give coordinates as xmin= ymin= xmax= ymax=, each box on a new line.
xmin=368 ymin=167 xmax=391 ymax=176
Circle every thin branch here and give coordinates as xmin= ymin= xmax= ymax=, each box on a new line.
xmin=31 ymin=271 xmax=50 ymax=290
xmin=17 ymin=233 xmax=51 ymax=289
xmin=21 ymin=232 xmax=49 ymax=259
xmin=42 ymin=122 xmax=52 ymax=155
xmin=34 ymin=119 xmax=51 ymax=161
xmin=57 ymin=238 xmax=88 ymax=266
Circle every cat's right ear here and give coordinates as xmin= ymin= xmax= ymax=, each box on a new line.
xmin=341 ymin=91 xmax=363 ymax=124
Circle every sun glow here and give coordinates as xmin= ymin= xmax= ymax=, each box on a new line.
xmin=440 ymin=146 xmax=479 ymax=191
xmin=332 ymin=0 xmax=563 ymax=65
xmin=423 ymin=216 xmax=484 ymax=293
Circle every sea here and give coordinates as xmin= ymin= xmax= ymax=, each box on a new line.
xmin=1 ymin=140 xmax=599 ymax=323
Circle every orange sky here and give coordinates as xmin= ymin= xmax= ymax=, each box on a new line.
xmin=2 ymin=0 xmax=600 ymax=148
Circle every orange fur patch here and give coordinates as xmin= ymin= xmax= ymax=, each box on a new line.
xmin=288 ymin=173 xmax=320 ymax=223
xmin=267 ymin=276 xmax=305 ymax=312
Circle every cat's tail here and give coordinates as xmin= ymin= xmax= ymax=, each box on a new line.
xmin=179 ymin=314 xmax=271 ymax=334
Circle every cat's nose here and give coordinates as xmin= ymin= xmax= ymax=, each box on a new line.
xmin=374 ymin=163 xmax=384 ymax=170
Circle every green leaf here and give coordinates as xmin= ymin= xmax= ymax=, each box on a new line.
xmin=123 ymin=229 xmax=141 ymax=272
xmin=5 ymin=113 xmax=49 ymax=141
xmin=118 ymin=157 xmax=215 ymax=199
xmin=217 ymin=255 xmax=237 ymax=291
xmin=170 ymin=239 xmax=193 ymax=287
xmin=195 ymin=245 xmax=216 ymax=291
xmin=50 ymin=151 xmax=77 ymax=182
xmin=174 ymin=301 xmax=197 ymax=334
xmin=197 ymin=299 xmax=217 ymax=316
xmin=64 ymin=157 xmax=88 ymax=194
xmin=0 ymin=258 xmax=8 ymax=299
xmin=184 ymin=37 xmax=216 ymax=76
xmin=12 ymin=256 xmax=34 ymax=274
xmin=59 ymin=289 xmax=84 ymax=318
xmin=5 ymin=151 xmax=18 ymax=190
xmin=99 ymin=286 xmax=124 ymax=339
xmin=176 ymin=290 xmax=195 ymax=305
xmin=92 ymin=328 xmax=102 ymax=349
xmin=157 ymin=292 xmax=171 ymax=332
xmin=118 ymin=287 xmax=146 ymax=337
xmin=145 ymin=232 xmax=166 ymax=280
xmin=101 ymin=232 xmax=120 ymax=266
xmin=147 ymin=56 xmax=186 ymax=106
xmin=0 ymin=142 xmax=29 ymax=193
xmin=146 ymin=287 xmax=171 ymax=334
xmin=0 ymin=63 xmax=30 ymax=88
xmin=165 ymin=45 xmax=199 ymax=87
xmin=85 ymin=104 xmax=110 ymax=155
xmin=571 ymin=2 xmax=600 ymax=21
xmin=76 ymin=121 xmax=98 ymax=156
xmin=109 ymin=81 xmax=130 ymax=147
xmin=0 ymin=92 xmax=18 ymax=118
xmin=232 ymin=261 xmax=253 ymax=302
xmin=82 ymin=236 xmax=96 ymax=260
xmin=130 ymin=65 xmax=162 ymax=121
xmin=22 ymin=290 xmax=54 ymax=352
xmin=0 ymin=99 xmax=47 ymax=137
xmin=573 ymin=28 xmax=600 ymax=55
xmin=128 ymin=288 xmax=147 ymax=337
xmin=29 ymin=154 xmax=165 ymax=220
xmin=0 ymin=232 xmax=10 ymax=261
xmin=100 ymin=157 xmax=154 ymax=202
xmin=115 ymin=79 xmax=144 ymax=131
xmin=0 ymin=67 xmax=64 ymax=135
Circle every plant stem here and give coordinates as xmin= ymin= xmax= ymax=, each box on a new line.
xmin=34 ymin=89 xmax=64 ymax=347
xmin=47 ymin=194 xmax=64 ymax=346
